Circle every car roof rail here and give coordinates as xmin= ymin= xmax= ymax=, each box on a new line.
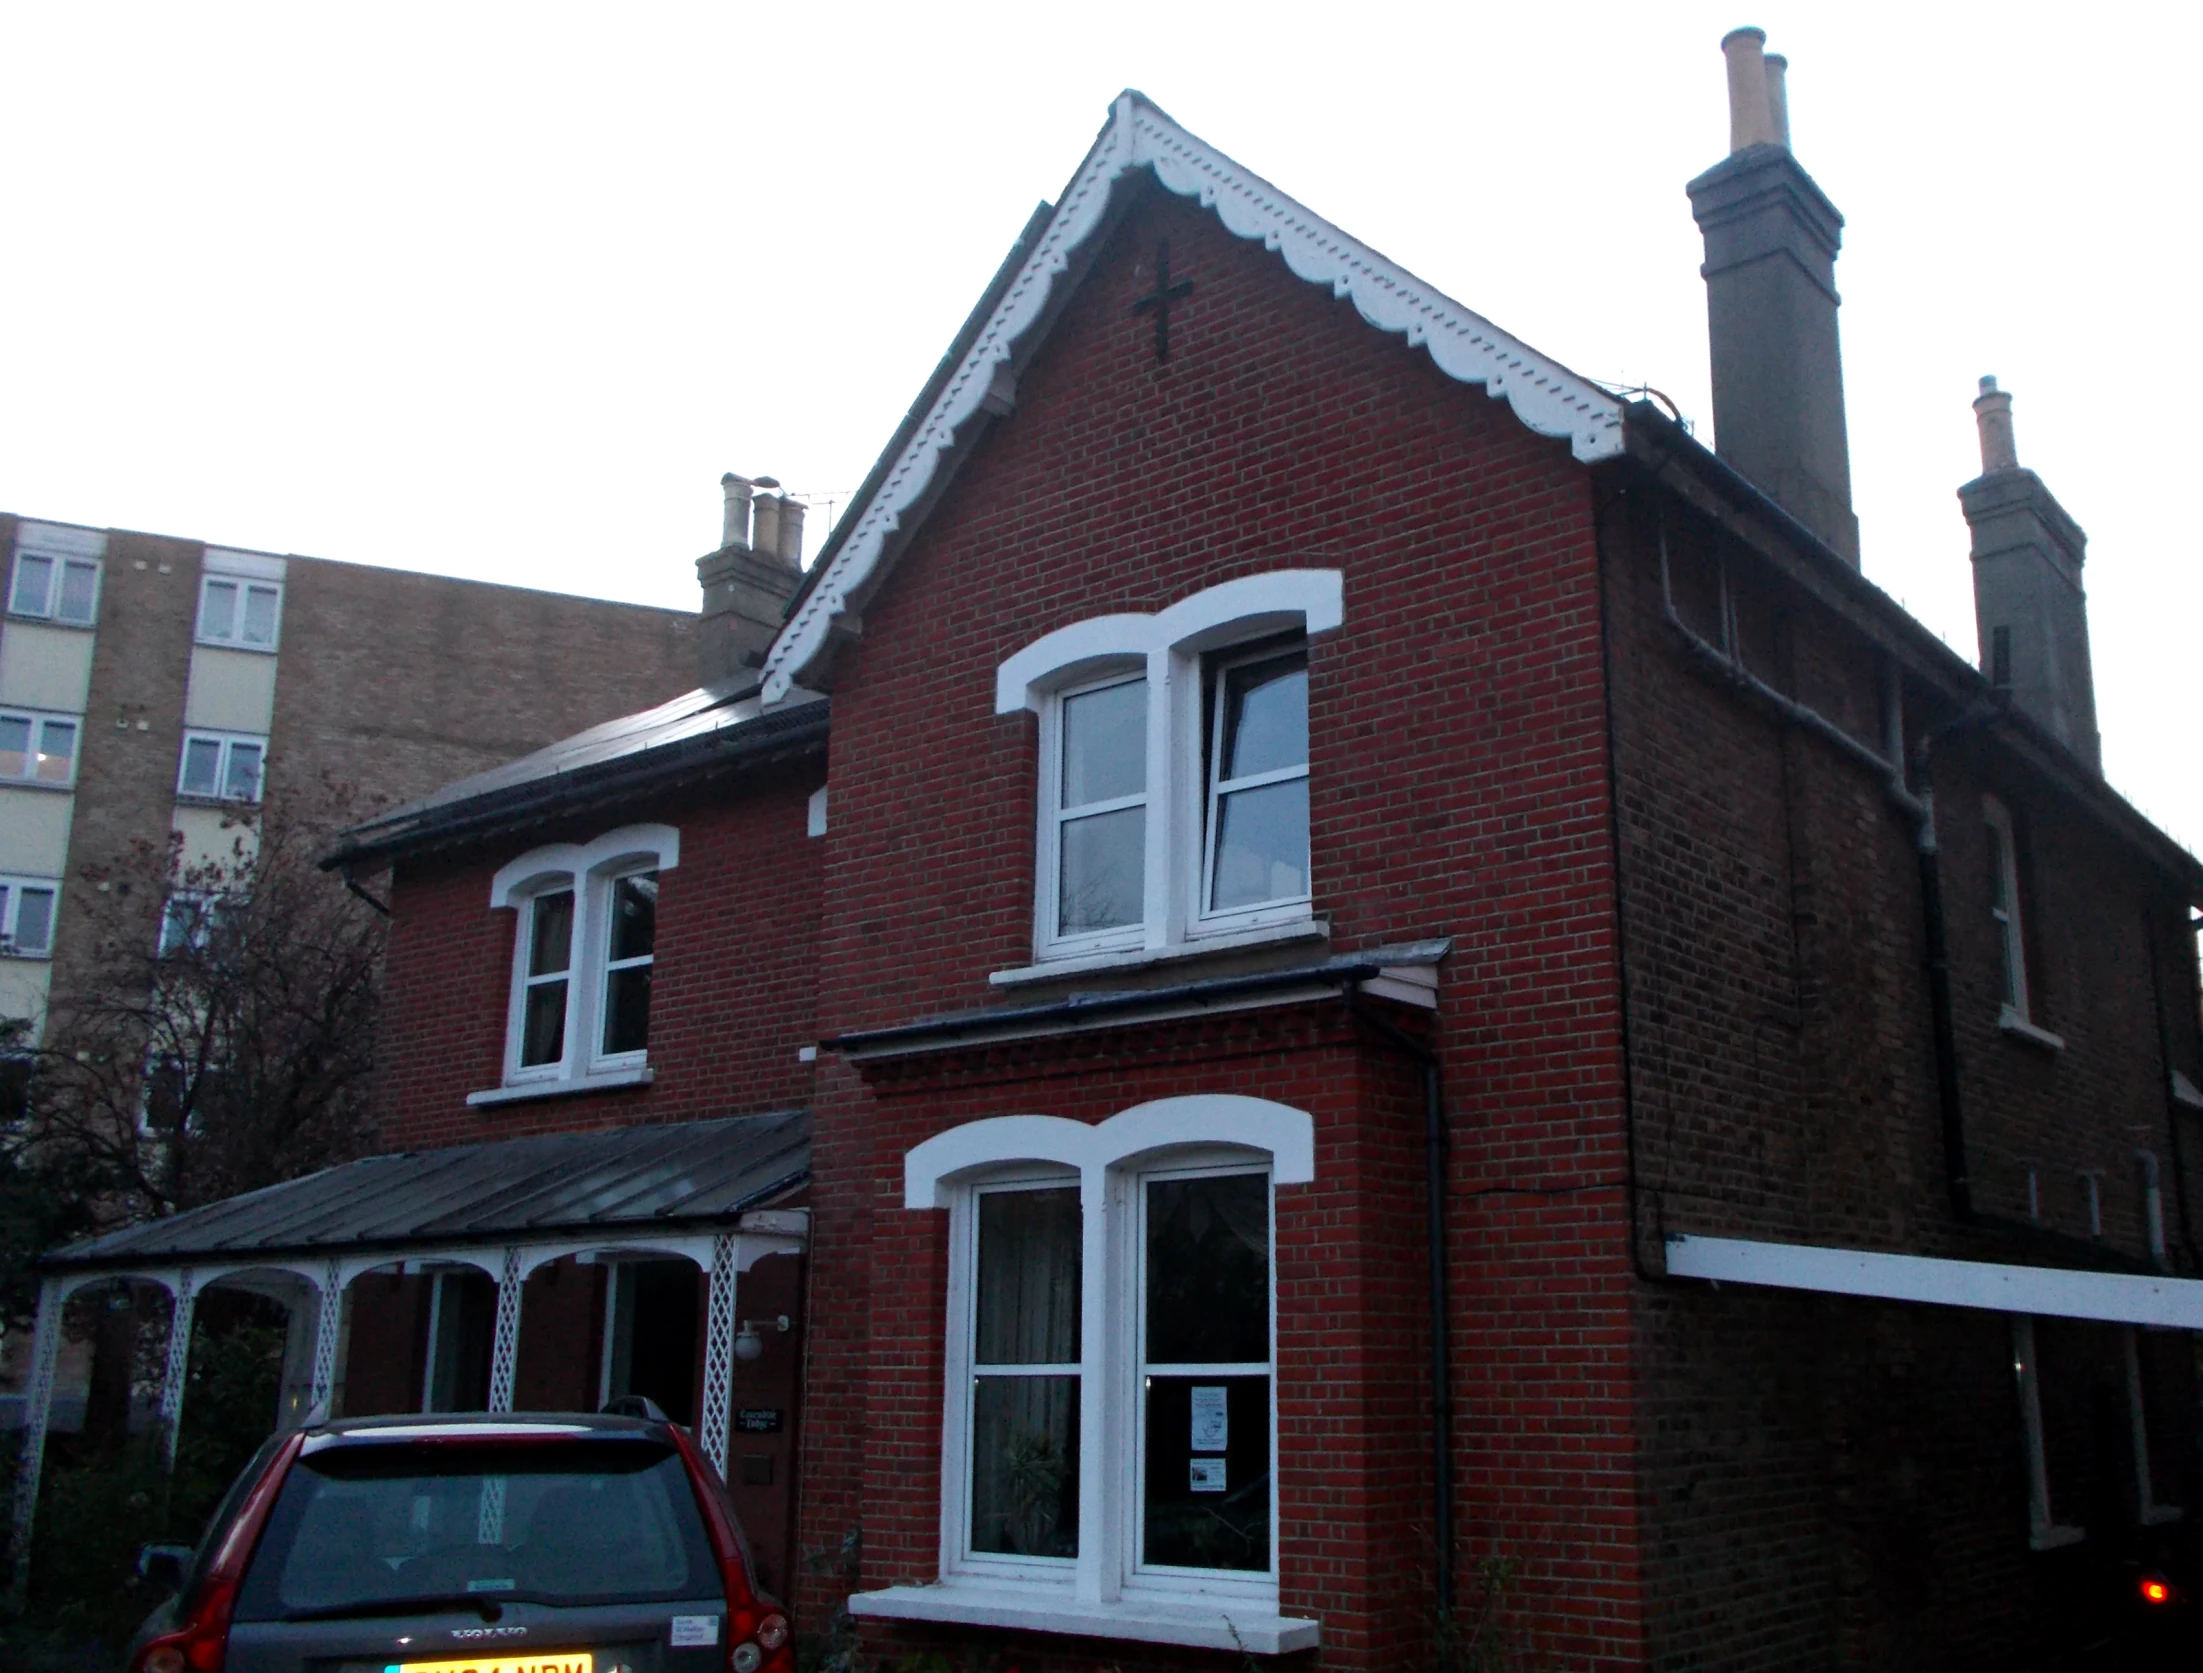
xmin=600 ymin=1394 xmax=669 ymax=1421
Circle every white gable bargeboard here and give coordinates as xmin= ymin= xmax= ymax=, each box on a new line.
xmin=761 ymin=91 xmax=1625 ymax=705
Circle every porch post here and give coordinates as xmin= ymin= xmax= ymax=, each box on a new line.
xmin=306 ymin=1259 xmax=346 ymax=1418
xmin=157 ymin=1268 xmax=198 ymax=1470
xmin=486 ymin=1246 xmax=524 ymax=1413
xmin=700 ymin=1233 xmax=739 ymax=1478
xmin=7 ymin=1277 xmax=67 ymax=1603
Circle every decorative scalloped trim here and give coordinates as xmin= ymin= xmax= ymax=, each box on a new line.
xmin=762 ymin=93 xmax=1623 ymax=704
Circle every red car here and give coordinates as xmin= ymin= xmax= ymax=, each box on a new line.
xmin=127 ymin=1408 xmax=792 ymax=1673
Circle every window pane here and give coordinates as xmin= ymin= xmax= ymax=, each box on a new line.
xmin=1059 ymin=677 xmax=1146 ymax=808
xmin=1210 ymin=779 xmax=1309 ymax=911
xmin=1142 ymin=1374 xmax=1269 ymax=1571
xmin=1146 ymin=1173 xmax=1269 ymax=1365
xmin=528 ymin=890 xmax=574 ymax=977
xmin=57 ymin=561 xmax=97 ymax=623
xmin=521 ymin=978 xmax=568 ymax=1067
xmin=1058 ymin=805 xmax=1144 ymax=934
xmin=180 ymin=737 xmax=223 ymax=796
xmin=10 ymin=555 xmax=52 ymax=615
xmin=975 ymin=1187 xmax=1081 ymax=1366
xmin=200 ymin=579 xmax=238 ymax=640
xmin=241 ymin=584 xmax=278 ymax=645
xmin=970 ymin=1375 xmax=1079 ymax=1558
xmin=602 ymin=965 xmax=651 ymax=1056
xmin=225 ymin=741 xmax=264 ymax=801
xmin=608 ymin=872 xmax=657 ymax=962
xmin=1218 ymin=653 xmax=1307 ymax=781
xmin=0 ymin=716 xmax=29 ymax=779
xmin=13 ymin=888 xmax=54 ymax=954
xmin=35 ymin=720 xmax=76 ymax=782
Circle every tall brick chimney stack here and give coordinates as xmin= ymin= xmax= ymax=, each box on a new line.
xmin=1688 ymin=29 xmax=1860 ymax=566
xmin=695 ymin=472 xmax=804 ymax=688
xmin=1959 ymin=378 xmax=2101 ymax=769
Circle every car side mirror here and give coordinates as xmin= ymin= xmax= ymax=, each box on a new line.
xmin=137 ymin=1543 xmax=192 ymax=1590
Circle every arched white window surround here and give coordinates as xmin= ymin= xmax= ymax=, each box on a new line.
xmin=995 ymin=573 xmax=1341 ymax=967
xmin=905 ymin=1095 xmax=1315 ymax=1207
xmin=886 ymin=1095 xmax=1315 ymax=1630
xmin=489 ymin=823 xmax=681 ymax=909
xmin=488 ymin=824 xmax=681 ymax=1092
xmin=993 ymin=571 xmax=1343 ymax=716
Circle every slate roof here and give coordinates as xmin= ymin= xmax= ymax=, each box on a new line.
xmin=325 ymin=683 xmax=827 ymax=870
xmin=46 ymin=1111 xmax=809 ymax=1273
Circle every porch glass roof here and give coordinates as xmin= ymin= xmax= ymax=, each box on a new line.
xmin=45 ymin=1111 xmax=809 ymax=1274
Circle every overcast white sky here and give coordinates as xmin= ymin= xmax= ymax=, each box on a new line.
xmin=3 ymin=4 xmax=2197 ymax=854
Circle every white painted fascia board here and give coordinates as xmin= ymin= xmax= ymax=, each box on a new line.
xmin=1666 ymin=1234 xmax=2203 ymax=1329
xmin=762 ymin=92 xmax=1623 ymax=704
xmin=201 ymin=547 xmax=289 ymax=581
xmin=13 ymin=522 xmax=106 ymax=558
xmin=848 ymin=1583 xmax=1319 ymax=1655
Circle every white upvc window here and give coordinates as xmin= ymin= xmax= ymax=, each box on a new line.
xmin=7 ymin=540 xmax=101 ymax=626
xmin=2010 ymin=1316 xmax=2084 ymax=1550
xmin=487 ymin=825 xmax=679 ymax=1093
xmin=196 ymin=574 xmax=283 ymax=651
xmin=177 ymin=730 xmax=266 ymax=803
xmin=1000 ymin=572 xmax=1341 ymax=968
xmin=0 ymin=708 xmax=81 ymax=788
xmin=879 ymin=1097 xmax=1318 ymax=1650
xmin=0 ymin=876 xmax=59 ymax=958
xmin=157 ymin=891 xmax=227 ymax=959
xmin=1983 ymin=797 xmax=2028 ymax=1017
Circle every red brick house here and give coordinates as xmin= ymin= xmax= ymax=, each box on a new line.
xmin=23 ymin=36 xmax=2203 ymax=1670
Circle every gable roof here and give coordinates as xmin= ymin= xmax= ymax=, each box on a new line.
xmin=761 ymin=91 xmax=1624 ymax=704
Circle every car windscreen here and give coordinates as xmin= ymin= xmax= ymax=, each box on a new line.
xmin=232 ymin=1438 xmax=718 ymax=1622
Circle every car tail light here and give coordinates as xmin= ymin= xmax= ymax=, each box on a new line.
xmin=2141 ymin=1573 xmax=2177 ymax=1606
xmin=130 ymin=1431 xmax=303 ymax=1673
xmin=663 ymin=1424 xmax=796 ymax=1673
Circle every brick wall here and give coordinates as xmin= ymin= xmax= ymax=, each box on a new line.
xmin=375 ymin=762 xmax=823 ymax=1151
xmin=1600 ymin=485 xmax=2203 ymax=1667
xmin=797 ymin=182 xmax=1642 ymax=1670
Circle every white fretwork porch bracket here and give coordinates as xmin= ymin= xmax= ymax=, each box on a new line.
xmin=307 ymin=1259 xmax=346 ymax=1417
xmin=158 ymin=1268 xmax=199 ymax=1468
xmin=759 ymin=91 xmax=1625 ymax=704
xmin=485 ymin=1245 xmax=525 ymax=1413
xmin=7 ymin=1278 xmax=66 ymax=1600
xmin=700 ymin=1233 xmax=740 ymax=1478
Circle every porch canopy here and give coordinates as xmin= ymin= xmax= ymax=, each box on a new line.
xmin=9 ymin=1111 xmax=809 ymax=1592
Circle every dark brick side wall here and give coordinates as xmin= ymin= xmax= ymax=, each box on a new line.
xmin=799 ymin=184 xmax=1641 ymax=1670
xmin=1602 ymin=489 xmax=2203 ymax=1669
xmin=268 ymin=557 xmax=696 ymax=822
xmin=374 ymin=764 xmax=823 ymax=1152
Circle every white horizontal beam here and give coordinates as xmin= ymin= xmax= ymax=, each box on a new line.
xmin=1666 ymin=1234 xmax=2203 ymax=1329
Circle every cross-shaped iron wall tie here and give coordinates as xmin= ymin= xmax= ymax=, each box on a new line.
xmin=1132 ymin=241 xmax=1194 ymax=365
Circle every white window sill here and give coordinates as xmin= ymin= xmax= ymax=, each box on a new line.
xmin=2028 ymin=1523 xmax=2086 ymax=1552
xmin=174 ymin=794 xmax=262 ymax=811
xmin=2173 ymin=1072 xmax=2203 ymax=1112
xmin=992 ymin=917 xmax=1328 ymax=987
xmin=4 ymin=612 xmax=95 ymax=631
xmin=1999 ymin=1008 xmax=2066 ymax=1053
xmin=2 ymin=778 xmax=76 ymax=794
xmin=847 ymin=1583 xmax=1318 ymax=1654
xmin=465 ymin=1065 xmax=654 ymax=1108
xmin=2143 ymin=1504 xmax=2185 ymax=1526
xmin=0 ymin=950 xmax=53 ymax=962
xmin=193 ymin=636 xmax=279 ymax=655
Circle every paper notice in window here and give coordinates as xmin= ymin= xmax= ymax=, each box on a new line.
xmin=1190 ymin=1384 xmax=1228 ymax=1451
xmin=670 ymin=1616 xmax=722 ymax=1646
xmin=1189 ymin=1457 xmax=1228 ymax=1492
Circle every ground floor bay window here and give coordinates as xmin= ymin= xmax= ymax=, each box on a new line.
xmin=851 ymin=1095 xmax=1319 ymax=1655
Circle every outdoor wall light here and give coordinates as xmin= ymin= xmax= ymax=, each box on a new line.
xmin=734 ymin=1313 xmax=791 ymax=1362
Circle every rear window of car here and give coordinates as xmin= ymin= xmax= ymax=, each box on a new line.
xmin=233 ymin=1438 xmax=718 ymax=1622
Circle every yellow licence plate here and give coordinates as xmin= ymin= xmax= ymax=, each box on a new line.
xmin=390 ymin=1657 xmax=592 ymax=1673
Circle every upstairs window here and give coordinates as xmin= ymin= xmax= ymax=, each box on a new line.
xmin=158 ymin=891 xmax=231 ymax=959
xmin=485 ymin=826 xmax=679 ymax=1095
xmin=0 ymin=877 xmax=59 ymax=958
xmin=196 ymin=575 xmax=283 ymax=650
xmin=1984 ymin=796 xmax=2031 ymax=1020
xmin=1000 ymin=572 xmax=1341 ymax=969
xmin=178 ymin=730 xmax=266 ymax=803
xmin=8 ymin=546 xmax=100 ymax=626
xmin=0 ymin=709 xmax=79 ymax=788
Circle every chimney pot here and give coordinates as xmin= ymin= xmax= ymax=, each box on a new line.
xmin=720 ymin=472 xmax=754 ymax=551
xmin=1763 ymin=52 xmax=1791 ymax=150
xmin=1972 ymin=376 xmax=2019 ymax=474
xmin=1722 ymin=27 xmax=1779 ymax=152
xmin=777 ymin=497 xmax=807 ymax=568
xmin=752 ymin=491 xmax=784 ymax=562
